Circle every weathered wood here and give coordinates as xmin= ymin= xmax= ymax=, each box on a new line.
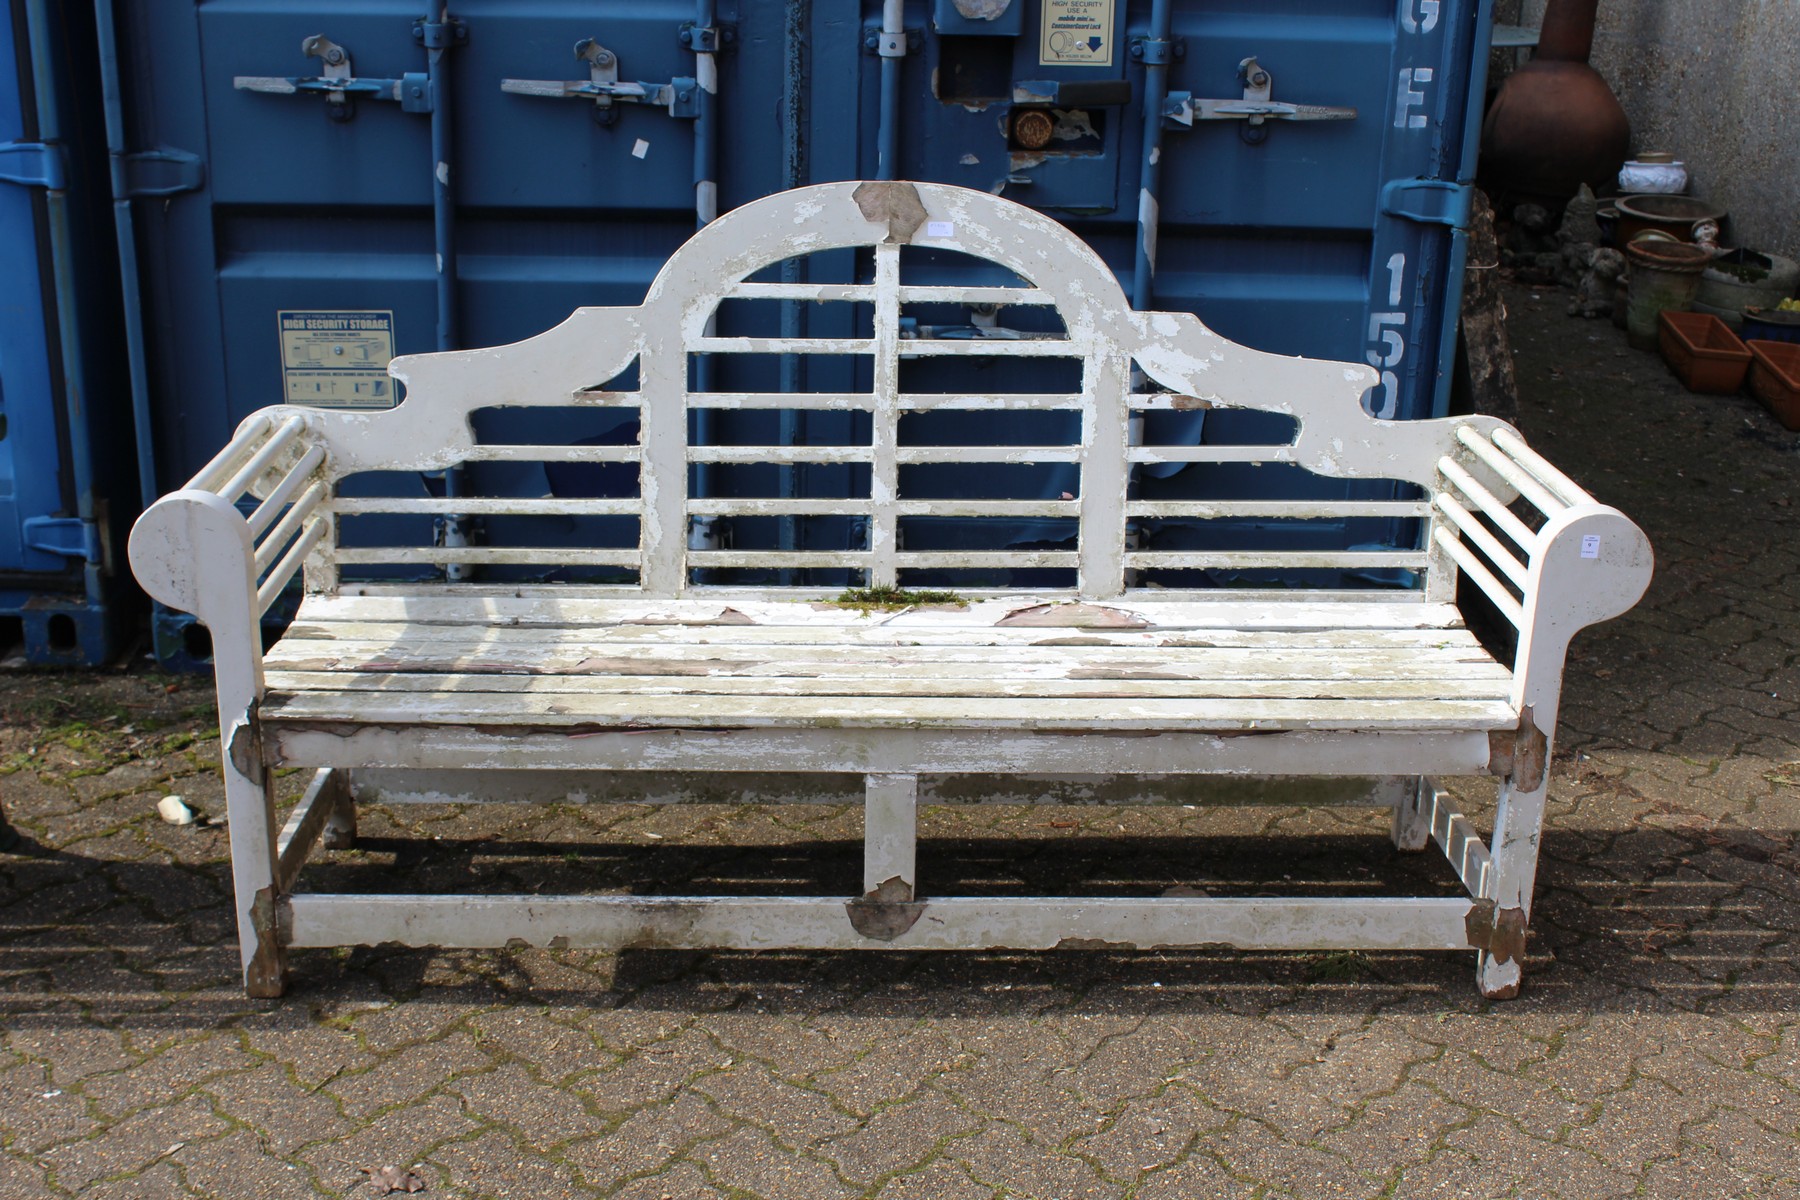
xmin=127 ymin=180 xmax=1654 ymax=1000
xmin=285 ymin=894 xmax=1486 ymax=953
xmin=259 ymin=689 xmax=1520 ymax=732
xmin=275 ymin=768 xmax=346 ymax=892
xmin=347 ymin=769 xmax=1415 ymax=808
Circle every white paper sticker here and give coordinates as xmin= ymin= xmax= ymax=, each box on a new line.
xmin=278 ymin=310 xmax=396 ymax=409
xmin=926 ymin=221 xmax=955 ymax=238
xmin=631 ymin=139 xmax=650 ymax=159
xmin=1040 ymin=0 xmax=1115 ymax=66
xmin=1580 ymin=534 xmax=1601 ymax=559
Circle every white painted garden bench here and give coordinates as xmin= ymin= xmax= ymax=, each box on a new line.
xmin=129 ymin=181 xmax=1651 ymax=999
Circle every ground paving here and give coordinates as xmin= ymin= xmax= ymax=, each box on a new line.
xmin=2 ymin=282 xmax=1798 ymax=1197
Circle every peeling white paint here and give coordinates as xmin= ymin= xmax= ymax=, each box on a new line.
xmin=125 ymin=180 xmax=1655 ymax=1000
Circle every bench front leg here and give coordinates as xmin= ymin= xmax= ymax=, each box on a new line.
xmin=1478 ymin=504 xmax=1652 ymax=1000
xmin=131 ymin=489 xmax=287 ymax=997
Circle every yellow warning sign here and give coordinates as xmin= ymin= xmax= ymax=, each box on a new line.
xmin=1040 ymin=0 xmax=1114 ymax=67
xmin=278 ymin=310 xmax=397 ymax=409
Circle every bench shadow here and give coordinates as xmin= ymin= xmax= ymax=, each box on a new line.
xmin=1 ymin=827 xmax=1795 ymax=1028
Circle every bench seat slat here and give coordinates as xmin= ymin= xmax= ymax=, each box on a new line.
xmin=291 ymin=595 xmax=1472 ymax=631
xmin=263 ymin=639 xmax=1506 ymax=679
xmin=264 ymin=669 xmax=1515 ymax=702
xmin=260 ymin=689 xmax=1516 ymax=732
xmin=279 ymin=619 xmax=1491 ymax=651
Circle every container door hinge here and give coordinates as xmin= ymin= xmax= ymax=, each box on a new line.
xmin=122 ymin=146 xmax=206 ymax=197
xmin=679 ymin=22 xmax=734 ymax=53
xmin=22 ymin=516 xmax=102 ymax=564
xmin=1128 ymin=36 xmax=1184 ymax=65
xmin=501 ymin=40 xmax=700 ymax=123
xmin=1382 ymin=179 xmax=1473 ymax=228
xmin=0 ymin=140 xmax=67 ymax=190
xmin=412 ymin=16 xmax=468 ymax=50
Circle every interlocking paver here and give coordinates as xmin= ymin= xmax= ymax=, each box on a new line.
xmin=175 ymin=1130 xmax=326 ymax=1200
xmin=324 ymin=1030 xmax=492 ymax=1121
xmin=38 ymin=1091 xmax=229 ymax=1193
xmin=564 ymin=1090 xmax=734 ymax=1192
xmin=297 ymin=1092 xmax=478 ymax=1191
xmin=818 ymin=1087 xmax=983 ymax=1185
xmin=6 ymin=280 xmax=1800 ymax=1196
xmin=1067 ymin=1084 xmax=1224 ymax=1179
xmin=952 ymin=1123 xmax=1121 ymax=1200
xmin=690 ymin=1125 xmax=858 ymax=1200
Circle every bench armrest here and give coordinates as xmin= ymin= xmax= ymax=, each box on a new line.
xmin=1431 ymin=424 xmax=1652 ymax=726
xmin=129 ymin=411 xmax=333 ymax=704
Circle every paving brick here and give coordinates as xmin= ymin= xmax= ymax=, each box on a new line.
xmin=39 ymin=1092 xmax=229 ymax=1192
xmin=0 ymin=1059 xmax=103 ymax=1151
xmin=611 ymin=1160 xmax=733 ymax=1200
xmin=426 ymin=1129 xmax=591 ymax=1199
xmin=564 ymin=1090 xmax=733 ymax=1192
xmin=689 ymin=1125 xmax=857 ymax=1200
xmin=1068 ymin=1084 xmax=1225 ymax=1180
xmin=871 ymin=1157 xmax=996 ymax=1200
xmin=694 ymin=1060 xmax=859 ymax=1152
xmin=447 ymin=1061 xmax=606 ymax=1150
xmin=819 ymin=1087 xmax=983 ymax=1185
xmin=176 ymin=1129 xmax=329 ymax=1199
xmin=324 ymin=1031 xmax=491 ymax=1121
xmin=299 ymin=1092 xmax=478 ymax=1190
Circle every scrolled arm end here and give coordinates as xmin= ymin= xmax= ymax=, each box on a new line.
xmin=128 ymin=490 xmax=257 ymax=623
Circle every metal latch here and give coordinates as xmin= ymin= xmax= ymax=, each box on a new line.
xmin=235 ymin=35 xmax=438 ymax=122
xmin=1164 ymin=56 xmax=1357 ymax=144
xmin=22 ymin=516 xmax=101 ymax=565
xmin=0 ymin=140 xmax=67 ymax=190
xmin=501 ymin=40 xmax=700 ymax=123
xmin=1382 ymin=179 xmax=1473 ymax=228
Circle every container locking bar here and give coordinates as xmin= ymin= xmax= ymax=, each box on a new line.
xmin=500 ymin=40 xmax=699 ymax=123
xmin=235 ymin=34 xmax=448 ymax=122
xmin=1163 ymin=57 xmax=1357 ymax=145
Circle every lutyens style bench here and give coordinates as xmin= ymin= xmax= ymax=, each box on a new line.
xmin=130 ymin=181 xmax=1651 ymax=999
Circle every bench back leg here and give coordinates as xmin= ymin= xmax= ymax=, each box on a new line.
xmin=1389 ymin=777 xmax=1432 ymax=852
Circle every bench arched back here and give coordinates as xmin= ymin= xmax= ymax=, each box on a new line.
xmin=270 ymin=181 xmax=1506 ymax=599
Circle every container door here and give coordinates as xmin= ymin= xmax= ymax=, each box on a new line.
xmin=0 ymin=3 xmax=68 ymax=574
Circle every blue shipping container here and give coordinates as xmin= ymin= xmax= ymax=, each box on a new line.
xmin=0 ymin=0 xmax=131 ymax=664
xmin=109 ymin=0 xmax=1494 ymax=664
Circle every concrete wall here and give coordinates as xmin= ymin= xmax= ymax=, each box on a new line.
xmin=1498 ymin=0 xmax=1800 ymax=259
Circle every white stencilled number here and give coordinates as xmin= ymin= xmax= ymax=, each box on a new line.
xmin=1399 ymin=0 xmax=1440 ymax=33
xmin=1366 ymin=253 xmax=1408 ymax=418
xmin=1394 ymin=67 xmax=1432 ymax=129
